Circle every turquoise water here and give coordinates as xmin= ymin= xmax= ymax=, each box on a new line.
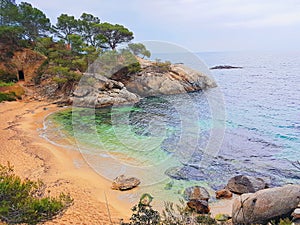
xmin=43 ymin=51 xmax=300 ymax=205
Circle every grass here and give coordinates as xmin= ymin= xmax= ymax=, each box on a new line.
xmin=0 ymin=81 xmax=15 ymax=87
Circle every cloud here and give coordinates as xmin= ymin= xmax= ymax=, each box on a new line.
xmin=15 ymin=0 xmax=300 ymax=51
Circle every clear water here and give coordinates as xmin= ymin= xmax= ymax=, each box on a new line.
xmin=43 ymin=51 xmax=300 ymax=205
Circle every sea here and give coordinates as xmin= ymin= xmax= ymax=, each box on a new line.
xmin=42 ymin=51 xmax=300 ymax=206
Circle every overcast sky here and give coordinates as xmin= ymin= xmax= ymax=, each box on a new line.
xmin=16 ymin=0 xmax=300 ymax=52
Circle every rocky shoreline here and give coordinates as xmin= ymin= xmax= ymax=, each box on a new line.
xmin=71 ymin=58 xmax=216 ymax=108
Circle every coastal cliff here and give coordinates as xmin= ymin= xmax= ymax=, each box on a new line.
xmin=72 ymin=57 xmax=216 ymax=108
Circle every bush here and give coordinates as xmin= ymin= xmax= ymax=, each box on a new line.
xmin=0 ymin=163 xmax=72 ymax=225
xmin=153 ymin=60 xmax=171 ymax=73
xmin=121 ymin=195 xmax=219 ymax=225
xmin=0 ymin=92 xmax=16 ymax=102
xmin=121 ymin=193 xmax=160 ymax=225
xmin=161 ymin=199 xmax=217 ymax=225
xmin=0 ymin=81 xmax=15 ymax=87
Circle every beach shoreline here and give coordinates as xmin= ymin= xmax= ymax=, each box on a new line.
xmin=0 ymin=100 xmax=133 ymax=224
xmin=0 ymin=100 xmax=233 ymax=224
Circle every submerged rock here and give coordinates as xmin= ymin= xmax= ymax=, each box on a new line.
xmin=232 ymin=184 xmax=300 ymax=225
xmin=226 ymin=175 xmax=268 ymax=194
xmin=111 ymin=175 xmax=140 ymax=191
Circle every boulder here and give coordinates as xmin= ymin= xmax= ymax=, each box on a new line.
xmin=112 ymin=58 xmax=217 ymax=97
xmin=111 ymin=175 xmax=140 ymax=191
xmin=216 ymin=189 xmax=233 ymax=199
xmin=226 ymin=175 xmax=268 ymax=194
xmin=187 ymin=199 xmax=210 ymax=214
xmin=183 ymin=186 xmax=210 ymax=201
xmin=72 ymin=73 xmax=140 ymax=108
xmin=232 ymin=184 xmax=300 ymax=225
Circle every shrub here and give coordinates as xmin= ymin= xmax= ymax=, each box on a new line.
xmin=121 ymin=195 xmax=219 ymax=225
xmin=161 ymin=199 xmax=217 ymax=225
xmin=0 ymin=81 xmax=15 ymax=87
xmin=0 ymin=163 xmax=72 ymax=225
xmin=0 ymin=92 xmax=16 ymax=102
xmin=121 ymin=193 xmax=160 ymax=225
xmin=153 ymin=60 xmax=171 ymax=73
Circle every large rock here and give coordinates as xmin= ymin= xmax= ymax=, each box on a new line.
xmin=112 ymin=58 xmax=217 ymax=97
xmin=187 ymin=199 xmax=210 ymax=214
xmin=183 ymin=186 xmax=210 ymax=201
xmin=72 ymin=73 xmax=140 ymax=108
xmin=111 ymin=175 xmax=140 ymax=191
xmin=216 ymin=189 xmax=233 ymax=199
xmin=232 ymin=184 xmax=300 ymax=225
xmin=226 ymin=175 xmax=268 ymax=194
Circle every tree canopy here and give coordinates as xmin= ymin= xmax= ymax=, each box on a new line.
xmin=98 ymin=22 xmax=134 ymax=50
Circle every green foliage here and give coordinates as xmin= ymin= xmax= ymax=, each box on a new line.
xmin=153 ymin=60 xmax=172 ymax=73
xmin=0 ymin=0 xmax=19 ymax=26
xmin=121 ymin=195 xmax=219 ymax=225
xmin=269 ymin=217 xmax=293 ymax=225
xmin=77 ymin=13 xmax=102 ymax=48
xmin=98 ymin=22 xmax=134 ymax=50
xmin=53 ymin=14 xmax=78 ymax=44
xmin=121 ymin=194 xmax=160 ymax=225
xmin=161 ymin=200 xmax=217 ymax=225
xmin=0 ymin=163 xmax=72 ymax=225
xmin=0 ymin=81 xmax=14 ymax=87
xmin=0 ymin=92 xmax=16 ymax=102
xmin=18 ymin=2 xmax=51 ymax=41
xmin=0 ymin=69 xmax=17 ymax=82
xmin=128 ymin=43 xmax=151 ymax=58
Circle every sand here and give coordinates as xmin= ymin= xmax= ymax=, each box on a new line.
xmin=0 ymin=100 xmax=233 ymax=224
xmin=0 ymin=100 xmax=133 ymax=225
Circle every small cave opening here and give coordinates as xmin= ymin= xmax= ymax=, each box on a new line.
xmin=18 ymin=70 xmax=25 ymax=81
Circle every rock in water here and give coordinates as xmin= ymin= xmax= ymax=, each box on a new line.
xmin=216 ymin=189 xmax=233 ymax=199
xmin=187 ymin=199 xmax=210 ymax=214
xmin=111 ymin=175 xmax=140 ymax=191
xmin=232 ymin=184 xmax=300 ymax=225
xmin=226 ymin=175 xmax=268 ymax=194
xmin=183 ymin=186 xmax=210 ymax=201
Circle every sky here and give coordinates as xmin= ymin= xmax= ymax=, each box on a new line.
xmin=16 ymin=0 xmax=300 ymax=52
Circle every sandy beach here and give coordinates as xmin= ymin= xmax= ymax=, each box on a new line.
xmin=0 ymin=100 xmax=135 ymax=225
xmin=0 ymin=100 xmax=233 ymax=225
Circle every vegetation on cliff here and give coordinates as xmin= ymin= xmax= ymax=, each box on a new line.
xmin=0 ymin=0 xmax=150 ymax=100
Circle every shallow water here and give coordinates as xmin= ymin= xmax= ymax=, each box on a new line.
xmin=42 ymin=51 xmax=300 ymax=205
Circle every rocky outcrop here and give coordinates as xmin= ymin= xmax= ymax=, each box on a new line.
xmin=0 ymin=48 xmax=47 ymax=83
xmin=71 ymin=57 xmax=216 ymax=107
xmin=112 ymin=58 xmax=217 ymax=97
xmin=111 ymin=175 xmax=141 ymax=191
xmin=226 ymin=175 xmax=268 ymax=194
xmin=210 ymin=65 xmax=243 ymax=70
xmin=71 ymin=73 xmax=140 ymax=108
xmin=232 ymin=184 xmax=300 ymax=225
